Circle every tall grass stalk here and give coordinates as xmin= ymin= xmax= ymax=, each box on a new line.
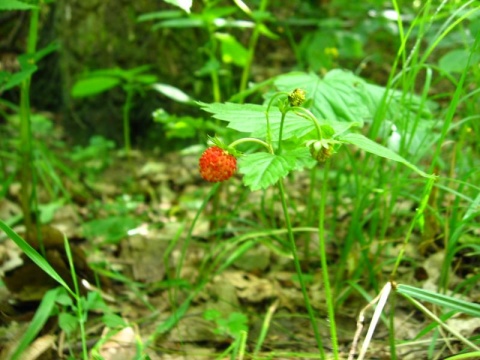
xmin=317 ymin=159 xmax=339 ymax=359
xmin=277 ymin=179 xmax=325 ymax=358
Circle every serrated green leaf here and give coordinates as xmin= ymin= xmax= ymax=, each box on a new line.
xmin=274 ymin=70 xmax=370 ymax=125
xmin=239 ymin=152 xmax=296 ymax=191
xmin=283 ymin=147 xmax=317 ymax=171
xmin=198 ymin=102 xmax=315 ymax=140
xmin=338 ymin=132 xmax=434 ymax=179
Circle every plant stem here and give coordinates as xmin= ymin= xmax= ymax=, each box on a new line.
xmin=238 ymin=0 xmax=269 ymax=99
xmin=317 ymin=159 xmax=339 ymax=359
xmin=277 ymin=179 xmax=325 ymax=358
xmin=64 ymin=236 xmax=88 ymax=360
xmin=304 ymin=167 xmax=317 ymax=266
xmin=123 ymin=85 xmax=134 ymax=156
xmin=277 ymin=111 xmax=287 ymax=154
xmin=229 ymin=137 xmax=273 ymax=153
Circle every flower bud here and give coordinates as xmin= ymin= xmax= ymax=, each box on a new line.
xmin=288 ymin=88 xmax=306 ymax=107
xmin=307 ymin=139 xmax=334 ymax=162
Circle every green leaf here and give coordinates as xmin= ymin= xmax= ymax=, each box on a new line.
xmin=0 ymin=65 xmax=37 ymax=92
xmin=274 ymin=70 xmax=371 ymax=125
xmin=101 ymin=313 xmax=128 ymax=328
xmin=0 ymin=0 xmax=38 ymax=10
xmin=71 ymin=76 xmax=120 ymax=97
xmin=58 ymin=312 xmax=79 ymax=335
xmin=198 ymin=102 xmax=315 ymax=140
xmin=0 ymin=221 xmax=73 ymax=293
xmin=274 ymin=70 xmax=433 ymax=131
xmin=396 ymin=284 xmax=480 ymax=318
xmin=338 ymin=132 xmax=434 ymax=179
xmin=215 ymin=33 xmax=249 ymax=67
xmin=239 ymin=152 xmax=296 ymax=191
xmin=439 ymin=49 xmax=480 ymax=74
xmin=11 ymin=288 xmax=61 ymax=360
xmin=82 ymin=216 xmax=141 ymax=243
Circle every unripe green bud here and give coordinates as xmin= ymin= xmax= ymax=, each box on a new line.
xmin=288 ymin=88 xmax=306 ymax=107
xmin=306 ymin=139 xmax=334 ymax=162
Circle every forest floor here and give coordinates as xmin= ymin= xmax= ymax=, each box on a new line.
xmin=0 ymin=145 xmax=479 ymax=360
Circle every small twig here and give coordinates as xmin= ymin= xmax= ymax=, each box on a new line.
xmin=349 ymin=281 xmax=392 ymax=360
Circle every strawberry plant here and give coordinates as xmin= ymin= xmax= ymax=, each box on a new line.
xmin=197 ymin=69 xmax=436 ymax=358
xmin=199 ymin=70 xmax=433 ymax=191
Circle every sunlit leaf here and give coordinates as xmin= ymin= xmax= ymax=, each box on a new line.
xmin=239 ymin=152 xmax=296 ymax=191
xmin=71 ymin=77 xmax=120 ymax=97
xmin=338 ymin=132 xmax=434 ymax=179
xmin=397 ymin=284 xmax=480 ymax=318
xmin=0 ymin=0 xmax=37 ymax=10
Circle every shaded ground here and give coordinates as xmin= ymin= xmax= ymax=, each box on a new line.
xmin=0 ymin=146 xmax=479 ymax=359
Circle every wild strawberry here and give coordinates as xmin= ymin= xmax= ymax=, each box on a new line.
xmin=199 ymin=146 xmax=237 ymax=182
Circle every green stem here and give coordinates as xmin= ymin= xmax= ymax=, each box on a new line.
xmin=304 ymin=167 xmax=317 ymax=265
xmin=122 ymin=85 xmax=134 ymax=156
xmin=64 ymin=237 xmax=88 ymax=360
xmin=265 ymin=92 xmax=289 ymax=147
xmin=229 ymin=137 xmax=273 ymax=153
xmin=277 ymin=111 xmax=287 ymax=154
xmin=238 ymin=0 xmax=269 ymax=99
xmin=277 ymin=179 xmax=325 ymax=358
xmin=318 ymin=159 xmax=339 ymax=359
xmin=290 ymin=107 xmax=323 ymax=139
xmin=390 ymin=176 xmax=435 ymax=279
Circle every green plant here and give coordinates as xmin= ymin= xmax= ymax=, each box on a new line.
xmin=139 ymin=0 xmax=278 ymax=103
xmin=196 ymin=71 xmax=435 ymax=357
xmin=0 ymin=221 xmax=89 ymax=359
xmin=203 ymin=309 xmax=248 ymax=360
xmin=71 ymin=66 xmax=157 ymax=156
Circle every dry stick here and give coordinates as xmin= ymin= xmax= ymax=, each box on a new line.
xmin=349 ymin=281 xmax=392 ymax=360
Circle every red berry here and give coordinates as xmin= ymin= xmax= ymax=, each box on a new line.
xmin=199 ymin=146 xmax=237 ymax=182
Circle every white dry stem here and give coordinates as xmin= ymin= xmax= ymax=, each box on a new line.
xmin=348 ymin=281 xmax=392 ymax=360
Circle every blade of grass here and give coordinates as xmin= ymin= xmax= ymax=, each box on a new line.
xmin=11 ymin=287 xmax=61 ymax=360
xmin=396 ymin=284 xmax=480 ymax=318
xmin=0 ymin=220 xmax=73 ymax=296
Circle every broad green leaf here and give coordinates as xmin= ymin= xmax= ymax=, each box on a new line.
xmin=215 ymin=33 xmax=248 ymax=67
xmin=71 ymin=77 xmax=120 ymax=97
xmin=198 ymin=102 xmax=315 ymax=140
xmin=396 ymin=284 xmax=480 ymax=318
xmin=274 ymin=70 xmax=434 ymax=129
xmin=0 ymin=0 xmax=38 ymax=10
xmin=239 ymin=152 xmax=296 ymax=191
xmin=274 ymin=70 xmax=370 ymax=125
xmin=439 ymin=49 xmax=480 ymax=74
xmin=283 ymin=147 xmax=317 ymax=171
xmin=338 ymin=132 xmax=434 ymax=179
xmin=58 ymin=312 xmax=78 ymax=335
